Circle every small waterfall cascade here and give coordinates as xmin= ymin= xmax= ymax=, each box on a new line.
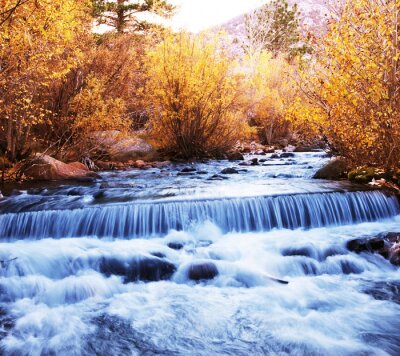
xmin=0 ymin=190 xmax=398 ymax=240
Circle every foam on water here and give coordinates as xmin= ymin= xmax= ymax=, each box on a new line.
xmin=0 ymin=151 xmax=399 ymax=355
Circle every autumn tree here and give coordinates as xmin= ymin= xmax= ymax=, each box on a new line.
xmin=0 ymin=0 xmax=91 ymax=161
xmin=244 ymin=0 xmax=304 ymax=58
xmin=244 ymin=51 xmax=297 ymax=145
xmin=93 ymin=0 xmax=174 ymax=33
xmin=288 ymin=0 xmax=400 ymax=171
xmin=145 ymin=32 xmax=250 ymax=158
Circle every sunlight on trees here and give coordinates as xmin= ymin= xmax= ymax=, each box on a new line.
xmin=145 ymin=32 xmax=251 ymax=158
xmin=288 ymin=0 xmax=400 ymax=170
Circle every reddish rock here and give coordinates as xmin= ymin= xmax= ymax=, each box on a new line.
xmin=24 ymin=155 xmax=99 ymax=181
xmin=68 ymin=162 xmax=89 ymax=171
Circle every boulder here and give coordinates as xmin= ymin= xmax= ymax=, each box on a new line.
xmin=181 ymin=167 xmax=197 ymax=173
xmin=221 ymin=167 xmax=239 ymax=174
xmin=167 ymin=242 xmax=184 ymax=250
xmin=227 ymin=152 xmax=244 ymax=161
xmin=67 ymin=162 xmax=89 ymax=171
xmin=99 ymin=256 xmax=176 ymax=283
xmin=348 ymin=167 xmax=386 ymax=184
xmin=187 ymin=262 xmax=218 ymax=281
xmin=347 ymin=233 xmax=400 ymax=265
xmin=313 ymin=157 xmax=347 ymax=180
xmin=90 ymin=131 xmax=158 ymax=162
xmin=23 ymin=154 xmax=99 ymax=181
xmin=280 ymin=152 xmax=295 ymax=158
xmin=208 ymin=174 xmax=228 ymax=180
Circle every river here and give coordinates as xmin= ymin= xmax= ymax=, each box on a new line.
xmin=0 ymin=151 xmax=399 ymax=355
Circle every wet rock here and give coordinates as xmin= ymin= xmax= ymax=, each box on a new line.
xmin=23 ymin=154 xmax=100 ymax=181
xmin=150 ymin=252 xmax=166 ymax=258
xmin=127 ymin=258 xmax=176 ymax=282
xmin=313 ymin=157 xmax=348 ymax=180
xmin=389 ymin=245 xmax=400 ymax=265
xmin=255 ymin=150 xmax=266 ymax=155
xmin=347 ymin=233 xmax=400 ymax=265
xmin=177 ymin=172 xmax=195 ymax=176
xmin=208 ymin=174 xmax=228 ymax=180
xmin=221 ymin=167 xmax=239 ymax=174
xmin=282 ymin=247 xmax=315 ymax=259
xmin=227 ymin=152 xmax=244 ymax=161
xmin=196 ymin=171 xmax=208 ymax=175
xmin=363 ymin=281 xmax=400 ymax=304
xmin=250 ymin=158 xmax=259 ymax=165
xmin=259 ymin=159 xmax=268 ymax=163
xmin=280 ymin=152 xmax=295 ymax=158
xmin=167 ymin=242 xmax=184 ymax=250
xmin=270 ymin=153 xmax=280 ymax=159
xmin=181 ymin=167 xmax=197 ymax=173
xmin=99 ymin=256 xmax=176 ymax=283
xmin=188 ymin=262 xmax=218 ymax=281
xmin=0 ymin=307 xmax=14 ymax=340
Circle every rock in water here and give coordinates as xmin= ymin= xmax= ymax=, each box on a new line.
xmin=313 ymin=157 xmax=347 ymax=180
xmin=188 ymin=262 xmax=218 ymax=281
xmin=99 ymin=256 xmax=176 ymax=283
xmin=221 ymin=168 xmax=239 ymax=174
xmin=23 ymin=154 xmax=99 ymax=181
xmin=227 ymin=152 xmax=245 ymax=161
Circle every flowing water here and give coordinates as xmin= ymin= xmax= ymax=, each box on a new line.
xmin=0 ymin=151 xmax=399 ymax=355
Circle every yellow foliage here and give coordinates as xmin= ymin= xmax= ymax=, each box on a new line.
xmin=70 ymin=75 xmax=129 ymax=135
xmin=288 ymin=0 xmax=400 ymax=170
xmin=145 ymin=31 xmax=250 ymax=158
xmin=244 ymin=51 xmax=297 ymax=144
xmin=0 ymin=0 xmax=91 ymax=160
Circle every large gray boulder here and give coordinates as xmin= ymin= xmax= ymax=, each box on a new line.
xmin=91 ymin=131 xmax=157 ymax=162
xmin=313 ymin=157 xmax=348 ymax=180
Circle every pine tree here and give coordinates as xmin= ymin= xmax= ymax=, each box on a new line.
xmin=93 ymin=0 xmax=174 ymax=33
xmin=244 ymin=0 xmax=304 ymax=57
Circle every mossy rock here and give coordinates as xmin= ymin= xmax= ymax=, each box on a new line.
xmin=348 ymin=167 xmax=386 ymax=184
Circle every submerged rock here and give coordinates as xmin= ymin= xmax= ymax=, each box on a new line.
xmin=208 ymin=174 xmax=228 ymax=180
xmin=99 ymin=256 xmax=176 ymax=283
xmin=187 ymin=262 xmax=218 ymax=281
xmin=313 ymin=157 xmax=347 ymax=180
xmin=181 ymin=167 xmax=197 ymax=173
xmin=347 ymin=232 xmax=400 ymax=265
xmin=167 ymin=242 xmax=184 ymax=250
xmin=280 ymin=152 xmax=295 ymax=158
xmin=221 ymin=167 xmax=239 ymax=174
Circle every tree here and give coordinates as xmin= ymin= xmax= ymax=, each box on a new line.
xmin=244 ymin=51 xmax=297 ymax=145
xmin=145 ymin=32 xmax=251 ymax=158
xmin=93 ymin=0 xmax=174 ymax=33
xmin=244 ymin=0 xmax=304 ymax=58
xmin=0 ymin=0 xmax=91 ymax=161
xmin=288 ymin=0 xmax=400 ymax=171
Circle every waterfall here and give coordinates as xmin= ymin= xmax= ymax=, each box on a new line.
xmin=0 ymin=190 xmax=398 ymax=240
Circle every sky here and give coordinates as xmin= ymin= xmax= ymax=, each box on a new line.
xmin=169 ymin=0 xmax=269 ymax=32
